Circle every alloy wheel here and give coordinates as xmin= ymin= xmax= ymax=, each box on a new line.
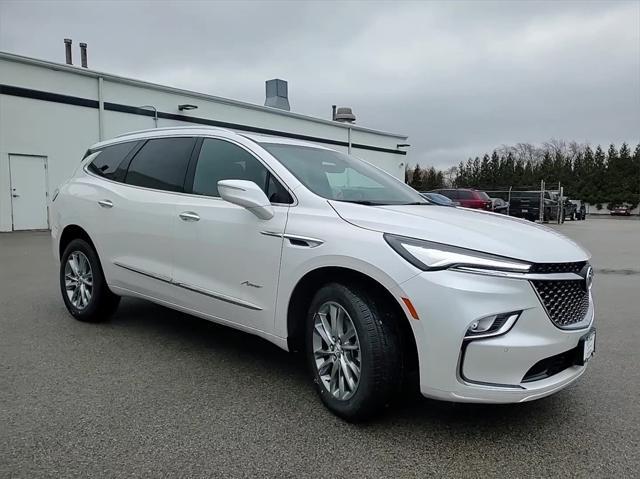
xmin=64 ymin=251 xmax=93 ymax=310
xmin=312 ymin=301 xmax=361 ymax=400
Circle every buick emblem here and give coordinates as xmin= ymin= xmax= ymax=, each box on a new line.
xmin=584 ymin=266 xmax=594 ymax=291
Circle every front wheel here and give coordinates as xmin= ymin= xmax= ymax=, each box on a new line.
xmin=305 ymin=283 xmax=402 ymax=421
xmin=60 ymin=239 xmax=120 ymax=322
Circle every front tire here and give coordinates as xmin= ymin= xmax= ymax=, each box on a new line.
xmin=59 ymin=239 xmax=120 ymax=322
xmin=305 ymin=283 xmax=402 ymax=421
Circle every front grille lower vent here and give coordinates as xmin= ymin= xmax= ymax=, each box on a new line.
xmin=530 ymin=261 xmax=587 ymax=274
xmin=531 ymin=279 xmax=589 ymax=328
xmin=522 ymin=348 xmax=577 ymax=382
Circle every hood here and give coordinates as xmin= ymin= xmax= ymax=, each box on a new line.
xmin=329 ymin=201 xmax=590 ymax=263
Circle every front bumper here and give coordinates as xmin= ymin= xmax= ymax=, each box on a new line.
xmin=400 ymin=269 xmax=594 ymax=403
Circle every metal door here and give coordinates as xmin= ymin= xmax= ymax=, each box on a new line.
xmin=9 ymin=155 xmax=49 ymax=230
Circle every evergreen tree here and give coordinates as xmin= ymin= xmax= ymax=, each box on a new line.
xmin=418 ymin=140 xmax=639 ymax=208
xmin=411 ymin=164 xmax=423 ymax=189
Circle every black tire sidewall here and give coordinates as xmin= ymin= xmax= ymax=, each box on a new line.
xmin=304 ymin=283 xmax=398 ymax=421
xmin=59 ymin=239 xmax=111 ymax=321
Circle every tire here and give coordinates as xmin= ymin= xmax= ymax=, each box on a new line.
xmin=59 ymin=238 xmax=120 ymax=322
xmin=305 ymin=282 xmax=402 ymax=422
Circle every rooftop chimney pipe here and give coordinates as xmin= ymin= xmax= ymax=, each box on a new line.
xmin=79 ymin=42 xmax=88 ymax=68
xmin=64 ymin=38 xmax=72 ymax=65
xmin=264 ymin=79 xmax=290 ymax=111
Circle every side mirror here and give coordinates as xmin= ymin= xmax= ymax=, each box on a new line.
xmin=217 ymin=180 xmax=274 ymax=220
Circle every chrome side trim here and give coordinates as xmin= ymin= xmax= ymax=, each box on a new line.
xmin=260 ymin=231 xmax=324 ymax=248
xmin=173 ymin=282 xmax=262 ymax=311
xmin=260 ymin=230 xmax=283 ymax=239
xmin=114 ymin=262 xmax=262 ymax=311
xmin=113 ymin=261 xmax=172 ymax=283
xmin=452 ymin=267 xmax=583 ymax=281
xmin=283 ymin=234 xmax=324 ymax=247
xmin=463 ymin=312 xmax=521 ymax=340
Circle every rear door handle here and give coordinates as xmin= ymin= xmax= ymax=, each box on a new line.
xmin=12 ymin=194 xmax=20 ymax=198
xmin=179 ymin=211 xmax=200 ymax=222
xmin=98 ymin=199 xmax=113 ymax=208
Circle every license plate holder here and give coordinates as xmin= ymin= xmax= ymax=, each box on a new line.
xmin=578 ymin=329 xmax=596 ymax=365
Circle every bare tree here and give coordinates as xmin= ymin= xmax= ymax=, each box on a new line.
xmin=443 ymin=166 xmax=458 ymax=187
xmin=567 ymin=141 xmax=587 ymax=161
xmin=543 ymin=138 xmax=568 ymax=157
xmin=514 ymin=142 xmax=540 ymax=163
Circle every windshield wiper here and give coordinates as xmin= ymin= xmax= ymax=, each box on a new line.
xmin=340 ymin=200 xmax=429 ymax=206
xmin=341 ymin=200 xmax=387 ymax=205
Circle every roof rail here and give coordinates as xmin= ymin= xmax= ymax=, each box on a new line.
xmin=115 ymin=125 xmax=234 ymax=138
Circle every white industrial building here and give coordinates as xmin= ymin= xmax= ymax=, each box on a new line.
xmin=0 ymin=51 xmax=408 ymax=232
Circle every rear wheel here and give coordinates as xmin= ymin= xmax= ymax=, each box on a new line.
xmin=59 ymin=239 xmax=120 ymax=322
xmin=305 ymin=283 xmax=402 ymax=421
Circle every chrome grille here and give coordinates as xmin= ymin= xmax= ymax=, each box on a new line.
xmin=531 ymin=279 xmax=590 ymax=328
xmin=530 ymin=261 xmax=587 ymax=274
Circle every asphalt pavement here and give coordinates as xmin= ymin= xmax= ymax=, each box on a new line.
xmin=1 ymin=217 xmax=639 ymax=478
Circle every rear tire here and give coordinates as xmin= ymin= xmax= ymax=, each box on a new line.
xmin=59 ymin=238 xmax=120 ymax=322
xmin=305 ymin=282 xmax=402 ymax=422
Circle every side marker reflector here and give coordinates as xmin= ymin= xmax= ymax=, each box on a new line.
xmin=401 ymin=297 xmax=419 ymax=320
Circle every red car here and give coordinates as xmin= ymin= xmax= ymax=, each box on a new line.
xmin=610 ymin=205 xmax=631 ymax=216
xmin=430 ymin=188 xmax=492 ymax=210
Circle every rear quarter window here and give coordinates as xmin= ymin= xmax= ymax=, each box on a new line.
xmin=87 ymin=141 xmax=138 ymax=180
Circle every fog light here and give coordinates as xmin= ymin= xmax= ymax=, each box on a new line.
xmin=465 ymin=311 xmax=521 ymax=339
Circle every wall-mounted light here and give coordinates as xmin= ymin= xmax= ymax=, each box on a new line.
xmin=139 ymin=105 xmax=158 ymax=128
xmin=178 ymin=104 xmax=198 ymax=111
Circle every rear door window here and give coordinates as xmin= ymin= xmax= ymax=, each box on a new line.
xmin=125 ymin=137 xmax=196 ymax=192
xmin=458 ymin=190 xmax=474 ymax=200
xmin=88 ymin=141 xmax=138 ymax=181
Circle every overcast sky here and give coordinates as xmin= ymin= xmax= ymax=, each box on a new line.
xmin=1 ymin=0 xmax=638 ymax=169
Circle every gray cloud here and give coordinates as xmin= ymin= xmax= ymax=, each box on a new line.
xmin=1 ymin=0 xmax=638 ymax=169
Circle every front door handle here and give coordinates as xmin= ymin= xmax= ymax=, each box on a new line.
xmin=12 ymin=193 xmax=20 ymax=198
xmin=98 ymin=199 xmax=113 ymax=208
xmin=179 ymin=211 xmax=200 ymax=222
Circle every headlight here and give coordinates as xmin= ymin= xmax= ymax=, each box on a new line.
xmin=384 ymin=234 xmax=531 ymax=274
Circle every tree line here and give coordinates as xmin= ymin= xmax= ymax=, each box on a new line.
xmin=405 ymin=140 xmax=640 ymax=208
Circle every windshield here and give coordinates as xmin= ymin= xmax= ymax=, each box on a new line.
xmin=259 ymin=143 xmax=427 ymax=205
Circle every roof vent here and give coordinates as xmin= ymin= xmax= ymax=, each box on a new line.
xmin=79 ymin=42 xmax=88 ymax=68
xmin=64 ymin=38 xmax=72 ymax=65
xmin=334 ymin=107 xmax=356 ymax=123
xmin=264 ymin=79 xmax=290 ymax=111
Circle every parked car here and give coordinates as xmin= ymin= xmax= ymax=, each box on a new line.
xmin=51 ymin=127 xmax=596 ymax=421
xmin=508 ymin=191 xmax=558 ymax=222
xmin=430 ymin=188 xmax=492 ymax=210
xmin=490 ymin=197 xmax=509 ymax=214
xmin=610 ymin=205 xmax=631 ymax=216
xmin=420 ymin=192 xmax=457 ymax=206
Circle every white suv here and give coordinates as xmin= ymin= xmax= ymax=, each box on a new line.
xmin=51 ymin=126 xmax=596 ymax=420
